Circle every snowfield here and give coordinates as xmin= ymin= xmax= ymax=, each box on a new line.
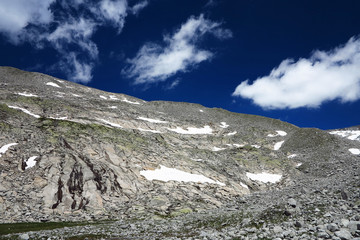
xmin=220 ymin=122 xmax=229 ymax=128
xmin=100 ymin=119 xmax=123 ymax=128
xmin=138 ymin=117 xmax=168 ymax=124
xmin=17 ymin=92 xmax=38 ymax=97
xmin=46 ymin=82 xmax=61 ymax=88
xmin=137 ymin=128 xmax=162 ymax=133
xmin=268 ymin=130 xmax=287 ymax=137
xmin=0 ymin=143 xmax=18 ymax=157
xmin=246 ymin=172 xmax=282 ymax=183
xmin=349 ymin=148 xmax=360 ymax=155
xmin=226 ymin=131 xmax=237 ymax=136
xmin=140 ymin=165 xmax=225 ymax=186
xmin=122 ymin=98 xmax=140 ymax=105
xmin=8 ymin=105 xmax=40 ymax=118
xmin=329 ymin=130 xmax=360 ymax=141
xmin=274 ymin=141 xmax=285 ymax=150
xmin=25 ymin=156 xmax=38 ymax=169
xmin=168 ymin=125 xmax=213 ymax=135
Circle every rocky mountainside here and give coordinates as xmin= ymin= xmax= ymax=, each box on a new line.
xmin=0 ymin=66 xmax=359 ymax=239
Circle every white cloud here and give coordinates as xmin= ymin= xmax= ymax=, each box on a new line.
xmin=60 ymin=53 xmax=93 ymax=83
xmin=130 ymin=0 xmax=148 ymax=15
xmin=232 ymin=37 xmax=360 ymax=109
xmin=96 ymin=0 xmax=128 ymax=32
xmin=123 ymin=14 xmax=232 ymax=84
xmin=0 ymin=0 xmax=55 ymax=43
xmin=0 ymin=0 xmax=148 ymax=83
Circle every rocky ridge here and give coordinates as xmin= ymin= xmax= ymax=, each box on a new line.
xmin=0 ymin=67 xmax=359 ymax=239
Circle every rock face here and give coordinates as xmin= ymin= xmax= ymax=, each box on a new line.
xmin=0 ymin=67 xmax=359 ymax=239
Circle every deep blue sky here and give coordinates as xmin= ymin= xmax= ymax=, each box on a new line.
xmin=1 ymin=0 xmax=359 ymax=130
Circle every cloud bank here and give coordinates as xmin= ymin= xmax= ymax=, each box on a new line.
xmin=123 ymin=14 xmax=232 ymax=84
xmin=0 ymin=0 xmax=147 ymax=83
xmin=232 ymin=37 xmax=360 ymax=109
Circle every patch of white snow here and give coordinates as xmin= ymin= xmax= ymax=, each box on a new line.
xmin=268 ymin=130 xmax=287 ymax=137
xmin=349 ymin=148 xmax=360 ymax=155
xmin=287 ymin=154 xmax=297 ymax=159
xmin=0 ymin=143 xmax=18 ymax=157
xmin=109 ymin=95 xmax=119 ymax=100
xmin=122 ymin=98 xmax=140 ymax=105
xmin=25 ymin=156 xmax=38 ymax=169
xmin=296 ymin=163 xmax=303 ymax=167
xmin=109 ymin=106 xmax=118 ymax=109
xmin=220 ymin=122 xmax=229 ymax=128
xmin=246 ymin=172 xmax=282 ymax=183
xmin=72 ymin=94 xmax=81 ymax=97
xmin=212 ymin=147 xmax=226 ymax=152
xmin=99 ymin=95 xmax=107 ymax=100
xmin=168 ymin=125 xmax=213 ymax=135
xmin=199 ymin=109 xmax=204 ymax=112
xmin=8 ymin=106 xmax=40 ymax=118
xmin=140 ymin=165 xmax=225 ymax=186
xmin=274 ymin=141 xmax=285 ymax=150
xmin=240 ymin=182 xmax=249 ymax=189
xmin=226 ymin=131 xmax=237 ymax=136
xmin=137 ymin=128 xmax=162 ymax=133
xmin=100 ymin=119 xmax=123 ymax=128
xmin=251 ymin=144 xmax=261 ymax=149
xmin=17 ymin=92 xmax=38 ymax=97
xmin=138 ymin=117 xmax=168 ymax=124
xmin=191 ymin=158 xmax=203 ymax=162
xmin=329 ymin=130 xmax=360 ymax=141
xmin=46 ymin=82 xmax=61 ymax=88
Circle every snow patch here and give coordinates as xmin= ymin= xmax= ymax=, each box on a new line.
xmin=140 ymin=165 xmax=225 ymax=186
xmin=0 ymin=143 xmax=18 ymax=157
xmin=329 ymin=130 xmax=360 ymax=141
xmin=46 ymin=82 xmax=61 ymax=88
xmin=191 ymin=158 xmax=203 ymax=162
xmin=251 ymin=144 xmax=261 ymax=149
xmin=349 ymin=148 xmax=360 ymax=155
xmin=168 ymin=125 xmax=213 ymax=135
xmin=220 ymin=122 xmax=229 ymax=128
xmin=25 ymin=156 xmax=38 ymax=169
xmin=226 ymin=131 xmax=237 ymax=136
xmin=99 ymin=95 xmax=107 ymax=100
xmin=240 ymin=182 xmax=249 ymax=189
xmin=199 ymin=109 xmax=204 ymax=112
xmin=72 ymin=94 xmax=81 ymax=97
xmin=122 ymin=98 xmax=140 ymax=105
xmin=274 ymin=141 xmax=285 ymax=150
xmin=212 ymin=147 xmax=226 ymax=152
xmin=17 ymin=92 xmax=38 ymax=97
xmin=246 ymin=172 xmax=282 ymax=183
xmin=296 ymin=163 xmax=303 ymax=167
xmin=138 ymin=117 xmax=168 ymax=124
xmin=109 ymin=106 xmax=118 ymax=109
xmin=109 ymin=95 xmax=119 ymax=100
xmin=268 ymin=130 xmax=287 ymax=137
xmin=287 ymin=154 xmax=297 ymax=159
xmin=8 ymin=106 xmax=40 ymax=118
xmin=137 ymin=128 xmax=162 ymax=133
xmin=100 ymin=119 xmax=123 ymax=128
xmin=50 ymin=116 xmax=68 ymax=120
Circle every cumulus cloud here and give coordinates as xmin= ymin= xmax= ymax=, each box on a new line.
xmin=232 ymin=37 xmax=360 ymax=109
xmin=0 ymin=0 xmax=55 ymax=43
xmin=0 ymin=0 xmax=147 ymax=83
xmin=123 ymin=14 xmax=232 ymax=84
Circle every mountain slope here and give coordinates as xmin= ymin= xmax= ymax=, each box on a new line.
xmin=0 ymin=67 xmax=359 ymax=239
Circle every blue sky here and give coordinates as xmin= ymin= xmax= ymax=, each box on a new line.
xmin=0 ymin=0 xmax=359 ymax=130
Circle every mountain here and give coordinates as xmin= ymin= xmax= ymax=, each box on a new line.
xmin=0 ymin=66 xmax=359 ymax=239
